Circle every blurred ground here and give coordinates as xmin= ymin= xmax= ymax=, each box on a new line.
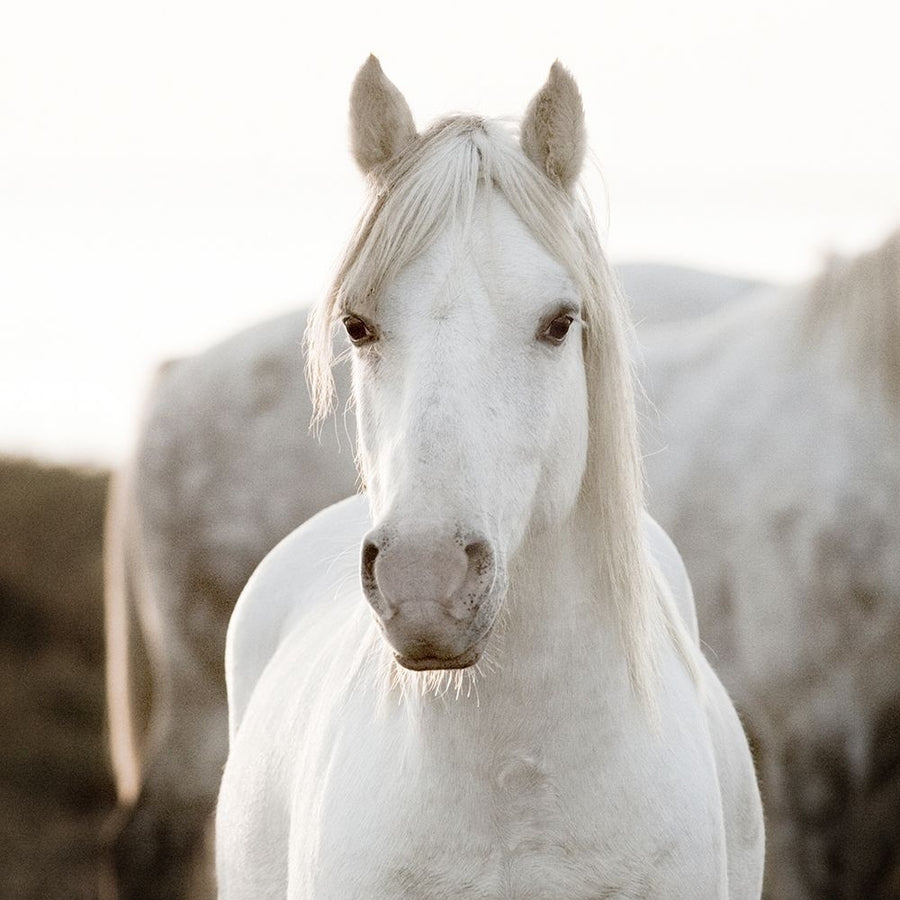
xmin=0 ymin=456 xmax=114 ymax=899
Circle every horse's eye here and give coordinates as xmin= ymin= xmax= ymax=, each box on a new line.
xmin=343 ymin=315 xmax=376 ymax=345
xmin=541 ymin=314 xmax=574 ymax=345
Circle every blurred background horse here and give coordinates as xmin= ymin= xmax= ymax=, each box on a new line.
xmin=638 ymin=229 xmax=900 ymax=898
xmin=103 ymin=313 xmax=355 ymax=898
xmin=103 ymin=237 xmax=899 ymax=898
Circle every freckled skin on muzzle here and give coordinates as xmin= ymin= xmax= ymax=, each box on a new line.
xmin=360 ymin=525 xmax=502 ymax=670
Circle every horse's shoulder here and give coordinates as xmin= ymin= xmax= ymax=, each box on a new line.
xmin=642 ymin=512 xmax=699 ymax=644
xmin=225 ymin=494 xmax=370 ymax=741
xmin=641 ymin=519 xmax=763 ymax=883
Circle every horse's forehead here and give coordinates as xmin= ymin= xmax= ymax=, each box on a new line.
xmin=469 ymin=191 xmax=560 ymax=269
xmin=390 ymin=193 xmax=572 ymax=320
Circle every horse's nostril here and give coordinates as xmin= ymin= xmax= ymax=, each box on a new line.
xmin=465 ymin=540 xmax=491 ymax=577
xmin=361 ymin=540 xmax=379 ymax=592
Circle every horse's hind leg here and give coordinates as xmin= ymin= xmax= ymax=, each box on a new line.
xmin=105 ymin=495 xmax=230 ymax=900
xmin=109 ymin=668 xmax=226 ymax=900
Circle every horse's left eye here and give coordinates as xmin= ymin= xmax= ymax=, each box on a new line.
xmin=541 ymin=314 xmax=574 ymax=345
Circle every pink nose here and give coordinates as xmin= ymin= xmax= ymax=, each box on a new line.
xmin=360 ymin=526 xmax=496 ymax=669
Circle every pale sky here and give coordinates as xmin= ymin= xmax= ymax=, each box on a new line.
xmin=2 ymin=0 xmax=899 ymax=463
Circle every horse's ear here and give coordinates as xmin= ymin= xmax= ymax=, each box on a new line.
xmin=520 ymin=61 xmax=586 ymax=191
xmin=349 ymin=55 xmax=417 ymax=177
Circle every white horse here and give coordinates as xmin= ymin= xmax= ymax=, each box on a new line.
xmin=215 ymin=57 xmax=764 ymax=898
xmin=102 ymin=266 xmax=755 ymax=898
xmin=103 ymin=114 xmax=899 ymax=898
xmin=638 ymin=229 xmax=900 ymax=898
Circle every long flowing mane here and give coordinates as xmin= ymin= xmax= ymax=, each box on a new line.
xmin=306 ymin=115 xmax=691 ymax=702
xmin=803 ymin=227 xmax=900 ymax=404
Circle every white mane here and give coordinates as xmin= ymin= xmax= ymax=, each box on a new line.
xmin=305 ymin=114 xmax=694 ymax=704
xmin=803 ymin=227 xmax=900 ymax=404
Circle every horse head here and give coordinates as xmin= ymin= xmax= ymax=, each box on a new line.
xmin=306 ymin=58 xmax=602 ymax=671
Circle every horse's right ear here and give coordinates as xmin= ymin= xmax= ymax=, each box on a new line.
xmin=349 ymin=56 xmax=417 ymax=177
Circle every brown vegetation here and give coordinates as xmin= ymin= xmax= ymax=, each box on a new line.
xmin=0 ymin=456 xmax=114 ymax=899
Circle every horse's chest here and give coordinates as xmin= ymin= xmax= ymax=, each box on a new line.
xmin=304 ymin=743 xmax=723 ymax=899
xmin=374 ymin=770 xmax=612 ymax=899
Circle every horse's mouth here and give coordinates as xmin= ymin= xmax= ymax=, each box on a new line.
xmin=393 ymin=646 xmax=482 ymax=671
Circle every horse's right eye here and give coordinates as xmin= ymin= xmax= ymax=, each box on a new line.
xmin=342 ymin=315 xmax=376 ymax=345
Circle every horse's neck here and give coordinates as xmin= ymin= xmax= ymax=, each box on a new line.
xmin=508 ymin=520 xmax=619 ymax=671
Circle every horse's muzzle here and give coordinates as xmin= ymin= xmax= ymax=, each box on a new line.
xmin=360 ymin=524 xmax=501 ymax=669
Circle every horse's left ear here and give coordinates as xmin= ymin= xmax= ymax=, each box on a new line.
xmin=349 ymin=55 xmax=417 ymax=177
xmin=520 ymin=61 xmax=586 ymax=191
